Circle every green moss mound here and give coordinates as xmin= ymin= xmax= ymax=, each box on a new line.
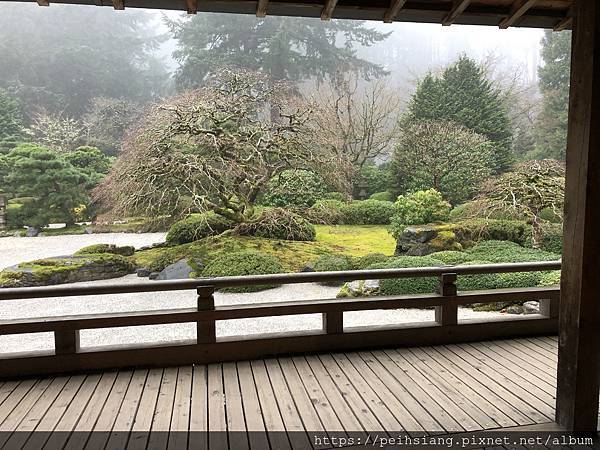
xmin=430 ymin=251 xmax=473 ymax=265
xmin=74 ymin=243 xmax=135 ymax=256
xmin=466 ymin=240 xmax=560 ymax=263
xmin=202 ymin=251 xmax=284 ymax=293
xmin=304 ymin=200 xmax=345 ymax=225
xmin=539 ymin=270 xmax=561 ymax=286
xmin=369 ymin=191 xmax=395 ymax=202
xmin=367 ymin=256 xmax=444 ymax=296
xmin=456 ymin=260 xmax=502 ymax=291
xmin=353 ymin=253 xmax=389 ymax=269
xmin=313 ymin=254 xmax=355 ymax=286
xmin=166 ymin=213 xmax=233 ymax=246
xmin=236 ymin=208 xmax=316 ymax=241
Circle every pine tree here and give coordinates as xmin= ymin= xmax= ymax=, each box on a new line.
xmin=167 ymin=14 xmax=389 ymax=88
xmin=532 ymin=30 xmax=571 ymax=161
xmin=406 ymin=56 xmax=514 ymax=174
xmin=0 ymin=88 xmax=24 ymax=149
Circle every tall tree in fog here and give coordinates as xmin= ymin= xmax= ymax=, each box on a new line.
xmin=0 ymin=5 xmax=168 ymax=118
xmin=533 ymin=30 xmax=571 ymax=160
xmin=406 ymin=56 xmax=513 ymax=174
xmin=167 ymin=14 xmax=389 ymax=88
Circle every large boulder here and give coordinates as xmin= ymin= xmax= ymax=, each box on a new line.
xmin=395 ymin=225 xmax=462 ymax=256
xmin=155 ymin=258 xmax=203 ymax=280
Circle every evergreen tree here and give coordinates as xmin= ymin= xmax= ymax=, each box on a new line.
xmin=167 ymin=14 xmax=389 ymax=88
xmin=406 ymin=56 xmax=513 ymax=173
xmin=0 ymin=88 xmax=24 ymax=153
xmin=532 ymin=31 xmax=571 ymax=160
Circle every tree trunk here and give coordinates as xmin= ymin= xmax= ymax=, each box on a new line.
xmin=530 ymin=216 xmax=542 ymax=249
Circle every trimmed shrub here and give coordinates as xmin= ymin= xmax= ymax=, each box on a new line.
xmin=497 ymin=271 xmax=543 ymax=289
xmin=236 ymin=208 xmax=316 ymax=241
xmin=340 ymin=200 xmax=396 ymax=225
xmin=453 ymin=219 xmax=530 ymax=247
xmin=449 ymin=200 xmax=523 ymax=222
xmin=456 ymin=260 xmax=502 ymax=291
xmin=539 ymin=270 xmax=561 ymax=286
xmin=166 ymin=213 xmax=233 ymax=246
xmin=304 ymin=200 xmax=345 ymax=225
xmin=466 ymin=240 xmax=560 ymax=263
xmin=324 ymin=192 xmax=350 ymax=202
xmin=538 ymin=223 xmax=563 ymax=254
xmin=261 ymin=169 xmax=327 ymax=207
xmin=202 ymin=251 xmax=283 ymax=293
xmin=313 ymin=254 xmax=355 ymax=286
xmin=367 ymin=255 xmax=445 ymax=296
xmin=390 ymin=189 xmax=451 ymax=239
xmin=430 ymin=251 xmax=473 ymax=265
xmin=75 ymin=243 xmax=135 ymax=256
xmin=353 ymin=253 xmax=389 ymax=270
xmin=369 ymin=191 xmax=395 ymax=202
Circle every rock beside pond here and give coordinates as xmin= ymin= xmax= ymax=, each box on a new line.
xmin=395 ymin=225 xmax=462 ymax=257
xmin=155 ymin=258 xmax=204 ymax=280
xmin=0 ymin=254 xmax=135 ymax=288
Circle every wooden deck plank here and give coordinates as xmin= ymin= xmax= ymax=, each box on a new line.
xmin=1 ymin=336 xmax=580 ymax=446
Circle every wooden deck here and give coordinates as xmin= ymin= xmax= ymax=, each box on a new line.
xmin=0 ymin=335 xmax=597 ymax=449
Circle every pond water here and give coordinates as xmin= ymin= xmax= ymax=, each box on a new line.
xmin=0 ymin=232 xmax=166 ymax=269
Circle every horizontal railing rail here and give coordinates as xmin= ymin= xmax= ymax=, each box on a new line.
xmin=0 ymin=261 xmax=561 ymax=378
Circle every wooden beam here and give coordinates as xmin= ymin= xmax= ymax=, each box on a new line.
xmin=554 ymin=7 xmax=573 ymax=32
xmin=185 ymin=0 xmax=197 ymax=14
xmin=320 ymin=0 xmax=338 ymax=21
xmin=442 ymin=0 xmax=471 ymax=26
xmin=111 ymin=0 xmax=124 ymax=10
xmin=555 ymin=0 xmax=600 ymax=432
xmin=256 ymin=0 xmax=268 ymax=18
xmin=36 ymin=0 xmax=49 ymax=5
xmin=383 ymin=0 xmax=408 ymax=24
xmin=498 ymin=0 xmax=537 ymax=29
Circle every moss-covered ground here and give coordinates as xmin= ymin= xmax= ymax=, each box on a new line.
xmin=314 ymin=225 xmax=395 ymax=256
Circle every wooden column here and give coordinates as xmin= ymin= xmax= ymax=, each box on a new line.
xmin=197 ymin=286 xmax=216 ymax=344
xmin=435 ymin=273 xmax=457 ymax=326
xmin=556 ymin=0 xmax=600 ymax=432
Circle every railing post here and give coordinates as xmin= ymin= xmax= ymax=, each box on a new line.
xmin=322 ymin=311 xmax=343 ymax=334
xmin=54 ymin=330 xmax=80 ymax=355
xmin=539 ymin=290 xmax=560 ymax=319
xmin=197 ymin=286 xmax=216 ymax=344
xmin=435 ymin=273 xmax=458 ymax=326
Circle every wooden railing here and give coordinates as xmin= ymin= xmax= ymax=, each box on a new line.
xmin=0 ymin=261 xmax=561 ymax=378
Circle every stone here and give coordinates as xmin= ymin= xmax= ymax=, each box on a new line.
xmin=136 ymin=268 xmax=151 ymax=277
xmin=363 ymin=279 xmax=380 ymax=294
xmin=504 ymin=305 xmax=524 ymax=315
xmin=155 ymin=259 xmax=195 ymax=280
xmin=25 ymin=227 xmax=39 ymax=237
xmin=84 ymin=227 xmax=94 ymax=234
xmin=523 ymin=301 xmax=540 ymax=315
xmin=149 ymin=272 xmax=160 ymax=280
xmin=395 ymin=224 xmax=462 ymax=257
xmin=346 ymin=280 xmax=362 ymax=295
xmin=300 ymin=263 xmax=315 ymax=273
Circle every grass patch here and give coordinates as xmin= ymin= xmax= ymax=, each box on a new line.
xmin=314 ymin=225 xmax=395 ymax=257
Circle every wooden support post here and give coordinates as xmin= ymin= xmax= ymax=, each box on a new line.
xmin=499 ymin=0 xmax=537 ymax=29
xmin=435 ymin=273 xmax=457 ymax=326
xmin=556 ymin=0 xmax=600 ymax=432
xmin=321 ymin=0 xmax=338 ymax=21
xmin=256 ymin=0 xmax=268 ymax=18
xmin=197 ymin=286 xmax=216 ymax=344
xmin=54 ymin=330 xmax=80 ymax=355
xmin=186 ymin=0 xmax=197 ymax=14
xmin=383 ymin=0 xmax=407 ymax=24
xmin=442 ymin=0 xmax=471 ymax=26
xmin=322 ymin=311 xmax=343 ymax=334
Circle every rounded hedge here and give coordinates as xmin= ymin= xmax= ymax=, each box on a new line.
xmin=453 ymin=219 xmax=530 ymax=247
xmin=313 ymin=254 xmax=355 ymax=286
xmin=75 ymin=243 xmax=135 ymax=256
xmin=166 ymin=213 xmax=233 ymax=246
xmin=466 ymin=240 xmax=560 ymax=263
xmin=539 ymin=270 xmax=561 ymax=286
xmin=261 ymin=169 xmax=327 ymax=208
xmin=430 ymin=251 xmax=473 ymax=266
xmin=202 ymin=251 xmax=284 ymax=293
xmin=353 ymin=253 xmax=389 ymax=270
xmin=367 ymin=256 xmax=444 ymax=296
xmin=496 ymin=271 xmax=543 ymax=289
xmin=456 ymin=260 xmax=501 ymax=291
xmin=235 ymin=208 xmax=316 ymax=241
xmin=341 ymin=200 xmax=396 ymax=225
xmin=304 ymin=200 xmax=345 ymax=225
xmin=369 ymin=191 xmax=395 ymax=202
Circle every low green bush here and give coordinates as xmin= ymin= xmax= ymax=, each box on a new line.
xmin=353 ymin=253 xmax=389 ymax=270
xmin=202 ymin=251 xmax=284 ymax=293
xmin=537 ymin=223 xmax=563 ymax=254
xmin=539 ymin=270 xmax=561 ymax=286
xmin=340 ymin=200 xmax=396 ymax=225
xmin=369 ymin=191 xmax=395 ymax=202
xmin=313 ymin=254 xmax=355 ymax=286
xmin=449 ymin=200 xmax=523 ymax=222
xmin=466 ymin=240 xmax=560 ymax=263
xmin=261 ymin=169 xmax=327 ymax=207
xmin=367 ymin=255 xmax=444 ymax=296
xmin=496 ymin=271 xmax=543 ymax=289
xmin=453 ymin=219 xmax=530 ymax=247
xmin=166 ymin=213 xmax=233 ymax=246
xmin=74 ymin=243 xmax=135 ymax=256
xmin=430 ymin=251 xmax=473 ymax=265
xmin=304 ymin=199 xmax=345 ymax=225
xmin=235 ymin=208 xmax=316 ymax=241
xmin=324 ymin=192 xmax=350 ymax=202
xmin=456 ymin=261 xmax=502 ymax=291
xmin=390 ymin=189 xmax=451 ymax=239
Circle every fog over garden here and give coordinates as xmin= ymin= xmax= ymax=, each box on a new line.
xmin=0 ymin=3 xmax=568 ymax=340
